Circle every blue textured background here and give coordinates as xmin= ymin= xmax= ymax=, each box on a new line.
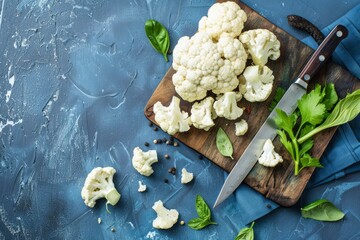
xmin=0 ymin=0 xmax=359 ymax=239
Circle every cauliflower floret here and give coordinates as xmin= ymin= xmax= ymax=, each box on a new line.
xmin=258 ymin=139 xmax=283 ymax=167
xmin=181 ymin=168 xmax=194 ymax=184
xmin=198 ymin=1 xmax=247 ymax=40
xmin=239 ymin=29 xmax=280 ymax=66
xmin=152 ymin=200 xmax=179 ymax=229
xmin=235 ymin=119 xmax=248 ymax=136
xmin=132 ymin=147 xmax=158 ymax=176
xmin=172 ymin=32 xmax=247 ymax=102
xmin=153 ymin=96 xmax=191 ymax=135
xmin=138 ymin=181 xmax=147 ymax=192
xmin=190 ymin=97 xmax=217 ymax=131
xmin=81 ymin=167 xmax=121 ymax=210
xmin=240 ymin=65 xmax=274 ymax=102
xmin=213 ymin=92 xmax=243 ymax=120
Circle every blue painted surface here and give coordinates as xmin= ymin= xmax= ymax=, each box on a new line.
xmin=0 ymin=0 xmax=359 ymax=239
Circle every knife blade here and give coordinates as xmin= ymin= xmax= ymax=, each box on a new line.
xmin=214 ymin=24 xmax=348 ymax=208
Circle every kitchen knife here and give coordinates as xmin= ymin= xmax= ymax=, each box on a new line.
xmin=214 ymin=25 xmax=348 ymax=208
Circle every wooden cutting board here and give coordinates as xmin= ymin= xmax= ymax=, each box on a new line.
xmin=144 ymin=0 xmax=360 ymax=206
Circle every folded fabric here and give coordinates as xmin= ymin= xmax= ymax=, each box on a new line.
xmin=227 ymin=4 xmax=360 ymax=225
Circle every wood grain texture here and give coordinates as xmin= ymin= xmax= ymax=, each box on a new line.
xmin=144 ymin=0 xmax=360 ymax=206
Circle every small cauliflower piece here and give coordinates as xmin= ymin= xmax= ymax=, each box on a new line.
xmin=258 ymin=139 xmax=283 ymax=167
xmin=239 ymin=29 xmax=281 ymax=67
xmin=190 ymin=97 xmax=217 ymax=131
xmin=153 ymin=96 xmax=191 ymax=135
xmin=138 ymin=181 xmax=147 ymax=192
xmin=132 ymin=147 xmax=158 ymax=176
xmin=172 ymin=32 xmax=247 ymax=102
xmin=240 ymin=65 xmax=274 ymax=102
xmin=235 ymin=119 xmax=248 ymax=136
xmin=198 ymin=1 xmax=247 ymax=40
xmin=152 ymin=200 xmax=179 ymax=229
xmin=181 ymin=168 xmax=194 ymax=184
xmin=213 ymin=92 xmax=243 ymax=120
xmin=81 ymin=167 xmax=121 ymax=210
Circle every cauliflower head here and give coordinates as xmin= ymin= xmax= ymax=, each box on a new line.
xmin=213 ymin=92 xmax=243 ymax=120
xmin=198 ymin=1 xmax=247 ymax=40
xmin=81 ymin=167 xmax=121 ymax=210
xmin=132 ymin=147 xmax=158 ymax=176
xmin=181 ymin=168 xmax=194 ymax=184
xmin=190 ymin=97 xmax=217 ymax=131
xmin=239 ymin=29 xmax=280 ymax=66
xmin=235 ymin=119 xmax=248 ymax=136
xmin=152 ymin=200 xmax=179 ymax=229
xmin=153 ymin=96 xmax=191 ymax=135
xmin=240 ymin=65 xmax=274 ymax=102
xmin=258 ymin=139 xmax=283 ymax=167
xmin=172 ymin=32 xmax=247 ymax=102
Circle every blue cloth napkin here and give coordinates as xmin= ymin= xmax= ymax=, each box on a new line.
xmin=228 ymin=4 xmax=360 ymax=225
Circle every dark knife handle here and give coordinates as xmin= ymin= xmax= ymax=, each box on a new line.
xmin=298 ymin=25 xmax=348 ymax=82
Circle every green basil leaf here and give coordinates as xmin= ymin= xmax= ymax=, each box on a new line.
xmin=145 ymin=19 xmax=170 ymax=62
xmin=216 ymin=128 xmax=234 ymax=159
xmin=188 ymin=217 xmax=216 ymax=230
xmin=235 ymin=222 xmax=255 ymax=240
xmin=195 ymin=195 xmax=211 ymax=219
xmin=301 ymin=199 xmax=345 ymax=221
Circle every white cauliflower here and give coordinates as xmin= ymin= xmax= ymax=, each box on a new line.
xmin=81 ymin=167 xmax=121 ymax=211
xmin=138 ymin=181 xmax=147 ymax=192
xmin=190 ymin=97 xmax=217 ymax=131
xmin=132 ymin=147 xmax=158 ymax=176
xmin=240 ymin=65 xmax=274 ymax=102
xmin=235 ymin=119 xmax=248 ymax=136
xmin=152 ymin=200 xmax=179 ymax=229
xmin=239 ymin=29 xmax=281 ymax=67
xmin=181 ymin=168 xmax=194 ymax=184
xmin=258 ymin=139 xmax=283 ymax=167
xmin=213 ymin=92 xmax=243 ymax=120
xmin=153 ymin=96 xmax=191 ymax=135
xmin=198 ymin=1 xmax=247 ymax=40
xmin=172 ymin=32 xmax=247 ymax=102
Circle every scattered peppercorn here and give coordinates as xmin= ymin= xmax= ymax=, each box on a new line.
xmin=164 ymin=179 xmax=169 ymax=183
xmin=157 ymin=139 xmax=162 ymax=144
xmin=164 ymin=154 xmax=170 ymax=159
xmin=111 ymin=227 xmax=116 ymax=232
xmin=153 ymin=139 xmax=158 ymax=144
xmin=198 ymin=155 xmax=204 ymax=160
xmin=173 ymin=142 xmax=179 ymax=147
xmin=144 ymin=142 xmax=150 ymax=147
xmin=180 ymin=220 xmax=185 ymax=225
xmin=169 ymin=167 xmax=176 ymax=175
xmin=153 ymin=127 xmax=158 ymax=131
xmin=163 ymin=137 xmax=167 ymax=142
xmin=166 ymin=140 xmax=173 ymax=145
xmin=169 ymin=136 xmax=174 ymax=141
xmin=266 ymin=204 xmax=272 ymax=209
xmin=149 ymin=122 xmax=153 ymax=127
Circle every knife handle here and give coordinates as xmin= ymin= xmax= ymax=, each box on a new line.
xmin=298 ymin=25 xmax=348 ymax=82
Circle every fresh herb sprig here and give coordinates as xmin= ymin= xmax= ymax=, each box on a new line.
xmin=301 ymin=199 xmax=345 ymax=221
xmin=275 ymin=84 xmax=360 ymax=175
xmin=145 ymin=19 xmax=170 ymax=62
xmin=235 ymin=222 xmax=255 ymax=240
xmin=216 ymin=127 xmax=234 ymax=159
xmin=188 ymin=195 xmax=217 ymax=230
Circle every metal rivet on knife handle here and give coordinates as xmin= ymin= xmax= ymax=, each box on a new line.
xmin=298 ymin=25 xmax=348 ymax=83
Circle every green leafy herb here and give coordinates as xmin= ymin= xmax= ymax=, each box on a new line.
xmin=298 ymin=89 xmax=360 ymax=143
xmin=216 ymin=127 xmax=234 ymax=159
xmin=145 ymin=19 xmax=170 ymax=62
xmin=235 ymin=222 xmax=255 ymax=240
xmin=269 ymin=87 xmax=285 ymax=111
xmin=301 ymin=199 xmax=345 ymax=221
xmin=275 ymin=85 xmax=360 ymax=175
xmin=188 ymin=195 xmax=217 ymax=230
